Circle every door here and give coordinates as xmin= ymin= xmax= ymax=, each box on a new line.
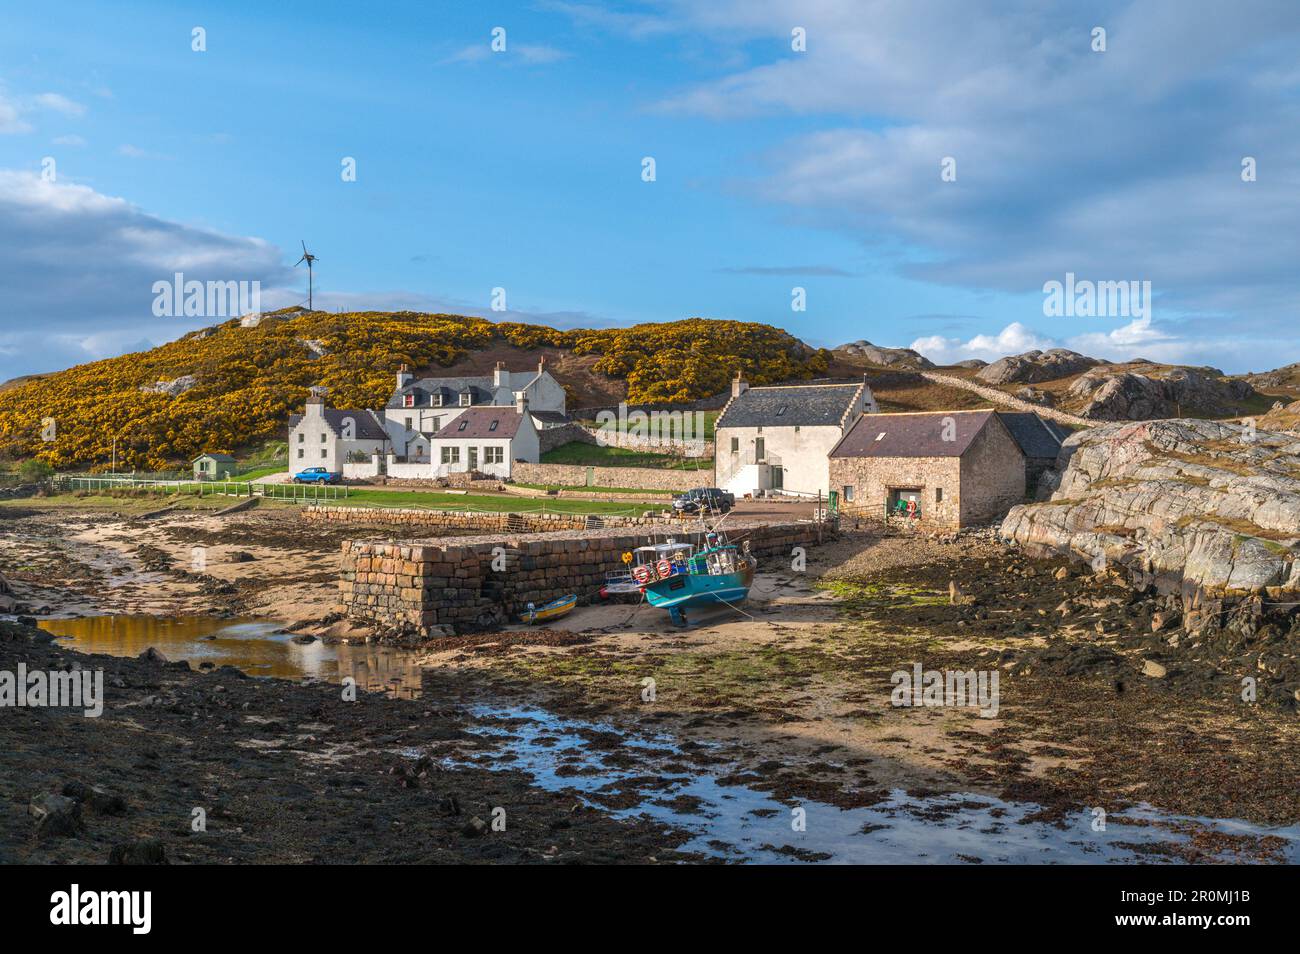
xmin=468 ymin=447 xmax=478 ymax=472
xmin=755 ymin=437 xmax=765 ymax=462
xmin=770 ymin=466 xmax=783 ymax=490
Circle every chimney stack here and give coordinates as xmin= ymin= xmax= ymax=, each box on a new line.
xmin=516 ymin=392 xmax=529 ymax=414
xmin=732 ymin=370 xmax=749 ymax=398
xmin=538 ymin=355 xmax=546 ymax=374
xmin=396 ymin=363 xmax=413 ymax=390
xmin=494 ymin=360 xmax=507 ymax=387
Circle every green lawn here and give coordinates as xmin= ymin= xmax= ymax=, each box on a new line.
xmin=25 ymin=485 xmax=666 ymax=516
xmin=512 ymin=482 xmax=675 ymax=496
xmin=540 ymin=442 xmax=713 ymax=471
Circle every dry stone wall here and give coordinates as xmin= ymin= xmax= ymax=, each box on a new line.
xmin=511 ymin=462 xmax=706 ymax=492
xmin=339 ymin=521 xmax=831 ymax=634
xmin=918 ymin=371 xmax=1091 ymax=428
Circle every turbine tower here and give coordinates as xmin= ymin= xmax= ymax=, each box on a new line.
xmin=295 ymin=241 xmax=318 ymax=310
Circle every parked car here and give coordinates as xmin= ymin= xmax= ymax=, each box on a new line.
xmin=293 ymin=467 xmax=341 ymax=484
xmin=672 ymin=487 xmax=735 ymax=514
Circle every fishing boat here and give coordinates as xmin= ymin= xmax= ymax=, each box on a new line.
xmin=520 ymin=593 xmax=577 ymax=625
xmin=631 ymin=531 xmax=756 ymax=627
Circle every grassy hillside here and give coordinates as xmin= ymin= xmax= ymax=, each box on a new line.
xmin=0 ymin=311 xmax=828 ymax=470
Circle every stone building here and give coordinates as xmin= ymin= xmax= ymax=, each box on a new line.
xmin=828 ymin=409 xmax=1025 ymax=528
xmin=288 ymin=397 xmax=391 ymax=473
xmin=996 ymin=411 xmax=1068 ymax=490
xmin=714 ymin=373 xmax=878 ymax=498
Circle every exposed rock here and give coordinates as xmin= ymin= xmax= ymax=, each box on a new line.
xmin=29 ymin=793 xmax=83 ymax=840
xmin=1069 ymin=368 xmax=1258 ymax=421
xmin=836 ymin=340 xmax=935 ymax=369
xmin=297 ymin=338 xmax=329 ymax=358
xmin=1015 ymin=386 xmax=1054 ymax=406
xmin=138 ymin=646 xmax=169 ymax=664
xmin=108 ymin=837 xmax=167 ymax=865
xmin=1002 ymin=418 xmax=1300 ymax=600
xmin=952 ymin=359 xmax=988 ymax=369
xmin=1141 ymin=659 xmax=1168 ymax=679
xmin=977 ymin=349 xmax=1101 ymax=385
xmin=139 ymin=374 xmax=198 ymax=397
xmin=62 ymin=780 xmax=128 ymax=815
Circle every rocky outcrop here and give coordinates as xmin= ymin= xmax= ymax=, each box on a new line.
xmin=1002 ymin=419 xmax=1300 ymax=603
xmin=977 ymin=349 xmax=1100 ymax=385
xmin=1069 ymin=368 xmax=1258 ymax=420
xmin=836 ymin=340 xmax=934 ymax=369
xmin=139 ymin=375 xmax=197 ymax=397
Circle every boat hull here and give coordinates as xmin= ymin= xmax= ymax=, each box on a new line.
xmin=643 ymin=559 xmax=755 ymax=611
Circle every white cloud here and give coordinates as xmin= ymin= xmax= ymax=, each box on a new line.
xmin=52 ymin=134 xmax=86 ymax=146
xmin=911 ymin=322 xmax=1058 ymax=365
xmin=31 ymin=93 xmax=86 ymax=117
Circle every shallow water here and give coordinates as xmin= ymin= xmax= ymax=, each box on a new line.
xmin=35 ymin=614 xmax=425 ymax=699
xmin=451 ymin=704 xmax=1300 ymax=865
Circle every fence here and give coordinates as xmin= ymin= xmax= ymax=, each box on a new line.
xmin=55 ymin=475 xmax=349 ymax=502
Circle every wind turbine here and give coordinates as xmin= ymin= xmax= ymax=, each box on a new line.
xmin=295 ymin=241 xmax=318 ymax=310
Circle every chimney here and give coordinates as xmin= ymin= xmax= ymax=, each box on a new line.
xmin=732 ymin=371 xmax=749 ymax=398
xmin=396 ymin=364 xmax=413 ymax=390
xmin=516 ymin=392 xmax=529 ymax=414
xmin=494 ymin=361 xmax=507 ymax=388
xmin=537 ymin=355 xmax=546 ymax=374
xmin=305 ymin=393 xmax=324 ymax=417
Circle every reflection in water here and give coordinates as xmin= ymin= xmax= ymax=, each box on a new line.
xmin=36 ymin=614 xmax=424 ymax=699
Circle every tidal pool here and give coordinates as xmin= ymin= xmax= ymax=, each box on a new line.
xmin=448 ymin=704 xmax=1300 ymax=865
xmin=35 ymin=614 xmax=425 ymax=699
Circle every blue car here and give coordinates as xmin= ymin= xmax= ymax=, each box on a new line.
xmin=293 ymin=467 xmax=341 ymax=484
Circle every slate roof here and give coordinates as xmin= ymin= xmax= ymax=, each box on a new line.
xmin=529 ymin=410 xmax=570 ymax=425
xmin=716 ymin=383 xmax=863 ymax=429
xmin=193 ymin=452 xmax=236 ymax=462
xmin=997 ymin=412 xmax=1067 ymax=461
xmin=430 ymin=407 xmax=525 ymax=440
xmin=830 ymin=409 xmax=997 ymax=458
xmin=289 ymin=408 xmax=389 ymax=441
xmin=386 ymin=376 xmax=498 ymax=409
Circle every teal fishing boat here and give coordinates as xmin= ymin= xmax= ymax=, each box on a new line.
xmin=631 ymin=531 xmax=756 ymax=627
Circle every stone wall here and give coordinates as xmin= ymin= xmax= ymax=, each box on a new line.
xmin=303 ymin=504 xmax=665 ymax=533
xmin=917 ymin=371 xmax=1091 ymax=428
xmin=538 ymin=423 xmax=597 ymax=454
xmin=830 ymin=456 xmax=963 ymax=527
xmin=959 ymin=414 xmax=1028 ymax=525
xmin=511 ymin=461 xmax=705 ymax=492
xmin=339 ymin=521 xmax=832 ymax=633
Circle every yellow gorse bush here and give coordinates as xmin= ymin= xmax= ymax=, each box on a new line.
xmin=0 ymin=311 xmax=828 ymax=469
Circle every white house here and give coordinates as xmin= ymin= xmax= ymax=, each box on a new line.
xmin=382 ymin=359 xmax=567 ymax=463
xmin=288 ymin=397 xmax=391 ymax=473
xmin=713 ymin=373 xmax=878 ymax=499
xmin=426 ymin=399 xmax=540 ymax=480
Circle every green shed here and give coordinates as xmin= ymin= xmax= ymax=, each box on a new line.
xmin=193 ymin=452 xmax=236 ymax=480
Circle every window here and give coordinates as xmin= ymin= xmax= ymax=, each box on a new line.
xmin=404 ymin=417 xmax=412 ymax=430
xmin=403 ymin=394 xmax=414 ymax=408
xmin=843 ymin=485 xmax=854 ymax=502
xmin=935 ymin=487 xmax=944 ymax=504
xmin=440 ymin=446 xmax=460 ymax=464
xmin=320 ymin=449 xmax=327 ymax=459
xmin=320 ymin=432 xmax=327 ymax=442
xmin=776 ymin=406 xmax=787 ymax=417
xmin=488 ymin=420 xmax=498 ymax=432
xmin=459 ymin=392 xmax=472 ymax=406
xmin=433 ymin=393 xmax=444 ymax=406
xmin=432 ymin=417 xmax=442 ymax=431
xmin=484 ymin=446 xmax=504 ymax=464
xmin=297 ymin=433 xmax=304 ymax=443
xmin=730 ymin=437 xmax=739 ymax=454
xmin=297 ymin=449 xmax=304 ymax=459
xmin=457 ymin=420 xmax=468 ymax=431
xmin=794 ymin=425 xmax=800 ymax=433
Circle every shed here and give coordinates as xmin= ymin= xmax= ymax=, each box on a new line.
xmin=828 ymin=409 xmax=1025 ymax=528
xmin=193 ymin=452 xmax=236 ymax=480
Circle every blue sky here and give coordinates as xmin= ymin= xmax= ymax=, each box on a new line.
xmin=1 ymin=0 xmax=1298 ymax=379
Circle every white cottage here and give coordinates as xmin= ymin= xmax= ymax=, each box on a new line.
xmin=426 ymin=399 xmax=540 ymax=480
xmin=713 ymin=374 xmax=878 ymax=499
xmin=383 ymin=359 xmax=566 ymax=463
xmin=288 ymin=397 xmax=391 ymax=473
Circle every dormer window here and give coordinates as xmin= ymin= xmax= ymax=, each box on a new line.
xmin=402 ymin=394 xmax=414 ymax=408
xmin=459 ymin=392 xmax=472 ymax=406
xmin=431 ymin=393 xmax=441 ymax=406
